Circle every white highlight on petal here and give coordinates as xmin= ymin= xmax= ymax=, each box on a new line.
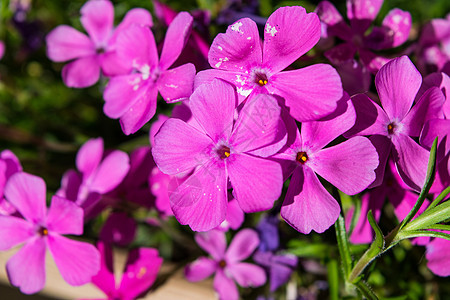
xmin=140 ymin=64 xmax=151 ymax=80
xmin=237 ymin=87 xmax=252 ymax=97
xmin=265 ymin=23 xmax=278 ymax=37
xmin=231 ymin=21 xmax=244 ymax=34
xmin=218 ymin=46 xmax=223 ymax=51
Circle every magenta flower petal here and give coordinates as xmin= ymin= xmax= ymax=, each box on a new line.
xmin=209 ymin=18 xmax=262 ymax=71
xmin=271 ymin=64 xmax=342 ymax=122
xmin=214 ymin=269 xmax=239 ymax=300
xmin=426 ymin=237 xmax=450 ymax=277
xmin=119 ymin=86 xmax=158 ymax=135
xmin=89 ymin=150 xmax=130 ymax=194
xmin=194 ymin=69 xmax=253 ymax=103
xmin=195 ymin=230 xmax=227 ymax=261
xmin=315 ymin=1 xmax=351 ymax=40
xmin=80 ymin=0 xmax=114 ymax=47
xmin=392 ymin=134 xmax=429 ymax=191
xmin=219 ymin=198 xmax=244 ymax=231
xmin=46 ymin=195 xmax=83 ymax=235
xmin=185 ymin=257 xmax=217 ymax=281
xmin=301 ymin=96 xmax=355 ymax=151
xmin=76 ymin=137 xmax=103 ymax=179
xmin=159 ymin=12 xmax=193 ymax=70
xmin=281 ymin=167 xmax=340 ymax=234
xmin=103 ymin=74 xmax=148 ymax=119
xmin=225 ymin=228 xmax=259 ymax=263
xmin=91 ymin=241 xmax=115 ymax=297
xmin=157 ymin=63 xmax=196 ymax=103
xmin=4 ymin=172 xmax=46 ymax=224
xmin=311 ymin=136 xmax=378 ymax=195
xmin=263 ymin=6 xmax=320 ymax=73
xmin=62 ymin=55 xmax=100 ymax=88
xmin=402 ymin=87 xmax=445 ymax=137
xmin=152 ymin=118 xmax=213 ymax=175
xmin=375 ymin=55 xmax=422 ymax=120
xmin=57 ymin=169 xmax=82 ymax=201
xmin=190 ymin=79 xmax=236 ymax=142
xmin=227 ymin=262 xmax=266 ymax=287
xmin=381 ymin=9 xmax=412 ymax=48
xmin=228 ymin=153 xmax=282 ymax=212
xmin=345 ymin=93 xmax=390 ymax=137
xmin=116 ymin=24 xmax=158 ymax=69
xmin=100 ymin=212 xmax=137 ymax=246
xmin=230 ymin=94 xmax=285 ymax=155
xmin=324 ymin=42 xmax=357 ymax=64
xmin=170 ymin=161 xmax=228 ymax=231
xmin=111 ymin=8 xmax=153 ymax=44
xmin=119 ymin=248 xmax=162 ymax=299
xmin=0 ymin=216 xmax=34 ymax=250
xmin=46 ymin=25 xmax=95 ymax=62
xmin=47 ymin=234 xmax=100 ymax=286
xmin=347 ymin=0 xmax=383 ymax=32
xmin=367 ymin=135 xmax=392 ymax=188
xmin=6 ymin=237 xmax=46 ymax=295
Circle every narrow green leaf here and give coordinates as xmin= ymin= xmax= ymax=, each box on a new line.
xmin=403 ymin=199 xmax=450 ymax=231
xmin=426 ymin=186 xmax=450 ymax=211
xmin=335 ymin=214 xmax=353 ymax=278
xmin=287 ymin=240 xmax=331 ymax=259
xmin=368 ymin=210 xmax=384 ymax=252
xmin=354 ymin=279 xmax=379 ymax=300
xmin=400 ymin=138 xmax=438 ymax=229
xmin=424 ymin=224 xmax=450 ymax=231
xmin=395 ymin=230 xmax=450 ymax=242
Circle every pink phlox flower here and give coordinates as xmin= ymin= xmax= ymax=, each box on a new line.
xmin=0 ymin=172 xmax=100 ymax=294
xmin=99 ymin=146 xmax=155 ymax=246
xmin=345 ymin=56 xmax=445 ymax=191
xmin=0 ymin=150 xmax=22 ymax=215
xmin=102 ymin=11 xmax=196 ymax=135
xmin=0 ymin=40 xmax=4 ymax=60
xmin=417 ymin=14 xmax=450 ymax=75
xmin=195 ymin=6 xmax=343 ymax=123
xmin=84 ymin=241 xmax=162 ymax=300
xmin=216 ymin=195 xmax=245 ymax=232
xmin=276 ymin=95 xmax=379 ymax=234
xmin=57 ymin=137 xmax=130 ymax=218
xmin=416 ymin=72 xmax=450 ymax=119
xmin=152 ymin=79 xmax=286 ymax=231
xmin=185 ymin=229 xmax=266 ymax=300
xmin=315 ymin=1 xmax=411 ymax=94
xmin=46 ymin=0 xmax=153 ymax=88
xmin=425 ymin=235 xmax=450 ymax=277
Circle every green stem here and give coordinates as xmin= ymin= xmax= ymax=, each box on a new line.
xmin=354 ymin=280 xmax=379 ymax=300
xmin=335 ymin=214 xmax=353 ymax=277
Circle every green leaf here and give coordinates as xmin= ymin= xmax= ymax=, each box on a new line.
xmin=403 ymin=199 xmax=450 ymax=231
xmin=327 ymin=259 xmax=339 ymax=300
xmin=400 ymin=138 xmax=438 ymax=229
xmin=368 ymin=210 xmax=384 ymax=253
xmin=426 ymin=185 xmax=450 ymax=211
xmin=395 ymin=230 xmax=450 ymax=242
xmin=287 ymin=240 xmax=331 ymax=259
xmin=354 ymin=279 xmax=379 ymax=300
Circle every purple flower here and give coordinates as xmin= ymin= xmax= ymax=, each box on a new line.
xmin=315 ymin=1 xmax=411 ymax=94
xmin=253 ymin=250 xmax=297 ymax=292
xmin=0 ymin=40 xmax=5 ymax=60
xmin=46 ymin=0 xmax=153 ymax=88
xmin=256 ymin=214 xmax=280 ymax=252
xmin=98 ymin=146 xmax=155 ymax=246
xmin=152 ymin=79 xmax=286 ymax=231
xmin=0 ymin=172 xmax=100 ymax=294
xmin=86 ymin=241 xmax=163 ymax=300
xmin=346 ymin=55 xmax=445 ymax=191
xmin=417 ymin=14 xmax=450 ymax=75
xmin=185 ymin=229 xmax=266 ymax=300
xmin=57 ymin=138 xmax=130 ymax=218
xmin=195 ymin=6 xmax=343 ymax=122
xmin=103 ymin=11 xmax=196 ymax=135
xmin=277 ymin=97 xmax=379 ymax=234
xmin=416 ymin=72 xmax=450 ymax=119
xmin=0 ymin=150 xmax=22 ymax=215
xmin=426 ymin=236 xmax=450 ymax=277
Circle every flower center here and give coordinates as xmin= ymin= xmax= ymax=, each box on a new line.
xmin=38 ymin=227 xmax=49 ymax=236
xmin=296 ymin=151 xmax=308 ymax=164
xmin=387 ymin=122 xmax=396 ymax=135
xmin=218 ymin=260 xmax=227 ymax=268
xmin=96 ymin=47 xmax=105 ymax=54
xmin=255 ymin=72 xmax=268 ymax=86
xmin=216 ymin=145 xmax=231 ymax=159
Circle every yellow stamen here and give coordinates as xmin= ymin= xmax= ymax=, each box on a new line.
xmin=296 ymin=151 xmax=308 ymax=164
xmin=42 ymin=228 xmax=48 ymax=235
xmin=224 ymin=151 xmax=230 ymax=158
xmin=137 ymin=267 xmax=147 ymax=279
xmin=258 ymin=79 xmax=268 ymax=86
